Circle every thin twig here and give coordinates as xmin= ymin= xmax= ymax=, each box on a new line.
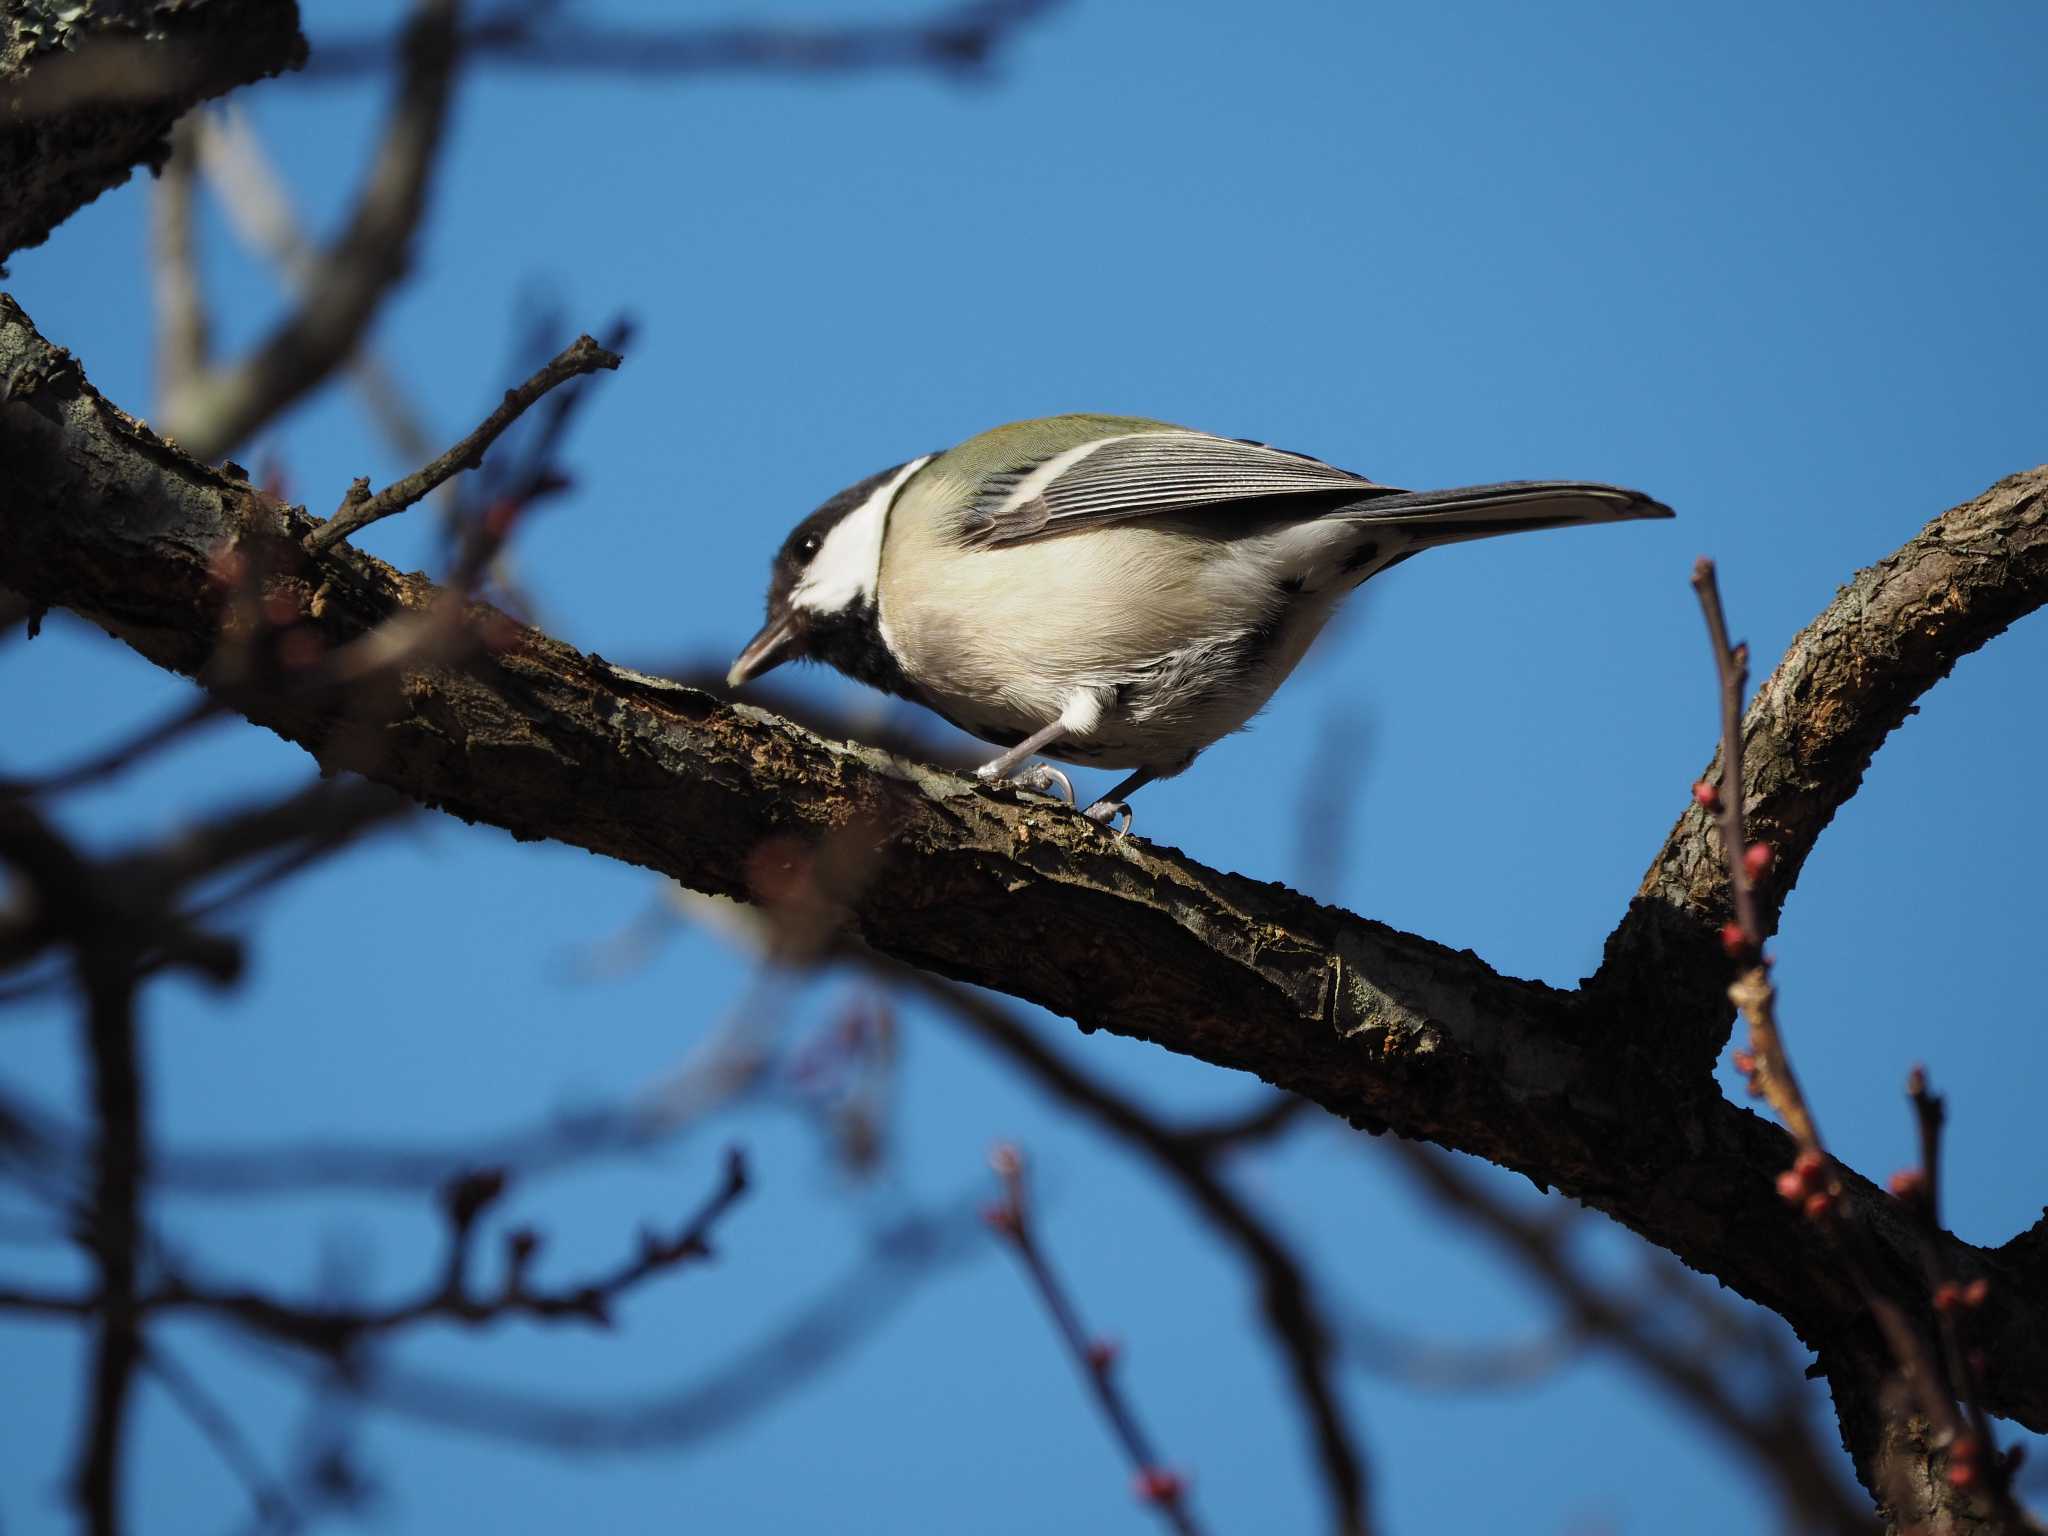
xmin=1691 ymin=561 xmax=2033 ymax=1527
xmin=866 ymin=956 xmax=1370 ymax=1536
xmin=143 ymin=1342 xmax=294 ymax=1529
xmin=305 ymin=333 xmax=621 ymax=554
xmin=151 ymin=1149 xmax=748 ymax=1352
xmin=228 ymin=1197 xmax=983 ymax=1452
xmin=1692 ymin=559 xmax=1820 ymax=1150
xmin=985 ymin=1146 xmax=1206 ymax=1536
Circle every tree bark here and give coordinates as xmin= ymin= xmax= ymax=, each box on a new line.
xmin=1 ymin=0 xmax=305 ymax=261
xmin=3 ymin=290 xmax=2045 ymax=1524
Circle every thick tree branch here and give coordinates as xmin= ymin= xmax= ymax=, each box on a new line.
xmin=0 ymin=0 xmax=306 ymax=261
xmin=3 ymin=297 xmax=2046 ymax=1494
xmin=1594 ymin=471 xmax=2048 ymax=1079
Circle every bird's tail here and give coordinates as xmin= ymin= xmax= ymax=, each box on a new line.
xmin=1342 ymin=480 xmax=1673 ymax=547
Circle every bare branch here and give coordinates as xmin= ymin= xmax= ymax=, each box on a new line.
xmin=1689 ymin=568 xmax=2033 ymax=1533
xmin=986 ymin=1145 xmax=1208 ymax=1536
xmin=248 ymin=1199 xmax=983 ymax=1451
xmin=1692 ymin=558 xmax=1821 ymax=1151
xmin=305 ymin=332 xmax=622 ymax=554
xmin=139 ymin=1150 xmax=747 ymax=1354
xmin=5 ymin=295 xmax=2047 ymax=1478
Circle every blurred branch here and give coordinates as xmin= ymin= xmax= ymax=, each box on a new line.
xmin=5 ymin=296 xmax=2048 ymax=1517
xmin=0 ymin=0 xmax=305 ymax=260
xmin=158 ymin=0 xmax=461 ymax=461
xmin=240 ymin=1197 xmax=983 ymax=1451
xmin=72 ymin=906 xmax=145 ymax=1536
xmin=873 ymin=957 xmax=1371 ymax=1536
xmin=162 ymin=1151 xmax=748 ymax=1351
xmin=985 ymin=1145 xmax=1208 ymax=1536
xmin=5 ymin=1152 xmax=750 ymax=1354
xmin=191 ymin=103 xmax=441 ymax=469
xmin=149 ymin=114 xmax=209 ymax=413
xmin=304 ymin=0 xmax=1065 ymax=80
xmin=3 ymin=967 xmax=786 ymax=1200
xmin=1340 ymin=1311 xmax=1583 ymax=1394
xmin=143 ymin=1342 xmax=295 ymax=1532
xmin=1391 ymin=1140 xmax=1874 ymax=1534
xmin=0 ymin=694 xmax=224 ymax=799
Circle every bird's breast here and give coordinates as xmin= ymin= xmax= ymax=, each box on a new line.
xmin=877 ymin=514 xmax=1344 ymax=769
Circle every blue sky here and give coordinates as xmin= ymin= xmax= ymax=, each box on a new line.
xmin=5 ymin=1 xmax=2046 ymax=1531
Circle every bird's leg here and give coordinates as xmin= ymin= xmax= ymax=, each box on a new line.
xmin=974 ymin=720 xmax=1075 ymax=804
xmin=1082 ymin=766 xmax=1158 ymax=835
xmin=975 ymin=692 xmax=1110 ymax=806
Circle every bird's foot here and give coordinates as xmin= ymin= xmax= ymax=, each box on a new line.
xmin=1081 ymin=798 xmax=1132 ymax=836
xmin=976 ymin=760 xmax=1075 ymax=805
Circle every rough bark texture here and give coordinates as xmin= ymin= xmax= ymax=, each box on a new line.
xmin=3 ymin=291 xmax=2045 ymax=1526
xmin=0 ymin=0 xmax=305 ymax=261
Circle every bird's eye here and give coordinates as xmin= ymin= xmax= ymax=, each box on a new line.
xmin=797 ymin=533 xmax=823 ymax=559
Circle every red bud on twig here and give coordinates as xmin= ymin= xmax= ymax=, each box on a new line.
xmin=1134 ymin=1468 xmax=1186 ymax=1505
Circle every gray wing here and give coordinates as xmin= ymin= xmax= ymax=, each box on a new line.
xmin=960 ymin=429 xmax=1392 ymax=547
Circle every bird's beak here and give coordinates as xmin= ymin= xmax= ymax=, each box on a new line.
xmin=727 ymin=613 xmax=805 ymax=688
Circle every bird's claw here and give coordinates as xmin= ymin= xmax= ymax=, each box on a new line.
xmin=1081 ymin=798 xmax=1132 ymax=836
xmin=978 ymin=762 xmax=1074 ymax=805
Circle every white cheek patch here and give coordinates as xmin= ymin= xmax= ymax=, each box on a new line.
xmin=793 ymin=454 xmax=932 ymax=615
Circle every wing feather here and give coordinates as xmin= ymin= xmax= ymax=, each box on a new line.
xmin=960 ymin=430 xmax=1388 ymax=546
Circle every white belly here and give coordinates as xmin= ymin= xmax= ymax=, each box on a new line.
xmin=877 ymin=516 xmax=1349 ymax=771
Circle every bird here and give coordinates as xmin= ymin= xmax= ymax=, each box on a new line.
xmin=728 ymin=413 xmax=1671 ymax=831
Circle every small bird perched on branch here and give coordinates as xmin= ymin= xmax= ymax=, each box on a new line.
xmin=730 ymin=414 xmax=1671 ymax=830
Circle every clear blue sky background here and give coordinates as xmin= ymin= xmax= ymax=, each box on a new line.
xmin=5 ymin=1 xmax=2046 ymax=1531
